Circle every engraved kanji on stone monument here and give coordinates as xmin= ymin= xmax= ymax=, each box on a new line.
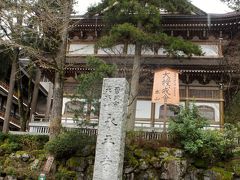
xmin=93 ymin=78 xmax=129 ymax=180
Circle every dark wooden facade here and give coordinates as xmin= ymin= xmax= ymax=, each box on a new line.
xmin=61 ymin=11 xmax=240 ymax=129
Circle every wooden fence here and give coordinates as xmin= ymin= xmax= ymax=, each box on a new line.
xmin=11 ymin=127 xmax=171 ymax=141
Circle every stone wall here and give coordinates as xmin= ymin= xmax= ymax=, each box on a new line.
xmin=1 ymin=139 xmax=240 ymax=180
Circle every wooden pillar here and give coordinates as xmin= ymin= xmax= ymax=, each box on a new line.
xmin=94 ymin=45 xmax=98 ymax=54
xmin=186 ymin=74 xmax=190 ymax=108
xmin=151 ymin=103 xmax=155 ymax=127
xmin=163 ymin=103 xmax=167 ymax=133
xmin=219 ymin=84 xmax=224 ymax=128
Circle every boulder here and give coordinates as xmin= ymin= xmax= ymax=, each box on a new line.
xmin=150 ymin=157 xmax=162 ymax=169
xmin=184 ymin=167 xmax=203 ymax=180
xmin=204 ymin=167 xmax=233 ymax=180
xmin=30 ymin=159 xmax=40 ymax=170
xmin=21 ymin=153 xmax=30 ymax=162
xmin=135 ymin=169 xmax=159 ymax=180
xmin=139 ymin=159 xmax=149 ymax=170
xmin=4 ymin=176 xmax=17 ymax=180
xmin=172 ymin=149 xmax=184 ymax=158
xmin=66 ymin=157 xmax=87 ymax=172
xmin=124 ymin=166 xmax=135 ymax=174
xmin=161 ymin=156 xmax=187 ymax=180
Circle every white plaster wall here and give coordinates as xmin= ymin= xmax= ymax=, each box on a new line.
xmin=69 ymin=43 xmax=220 ymax=57
xmin=135 ymin=100 xmax=152 ymax=119
xmin=98 ymin=44 xmax=124 ymax=55
xmin=154 ymin=101 xmax=185 ymax=119
xmin=62 ymin=97 xmax=72 ymax=115
xmin=69 ymin=44 xmax=94 ymax=54
xmin=190 ymin=102 xmax=220 ymax=122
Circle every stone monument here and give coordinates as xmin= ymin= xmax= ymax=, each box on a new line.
xmin=93 ymin=78 xmax=129 ymax=180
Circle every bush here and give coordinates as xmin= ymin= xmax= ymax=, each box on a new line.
xmin=45 ymin=130 xmax=96 ymax=159
xmin=17 ymin=134 xmax=49 ymax=151
xmin=225 ymin=92 xmax=240 ymax=124
xmin=0 ymin=142 xmax=20 ymax=154
xmin=0 ymin=133 xmax=49 ymax=154
xmin=168 ymin=106 xmax=235 ymax=164
xmin=0 ymin=132 xmax=8 ymax=144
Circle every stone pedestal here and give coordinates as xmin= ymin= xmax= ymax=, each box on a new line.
xmin=93 ymin=78 xmax=129 ymax=180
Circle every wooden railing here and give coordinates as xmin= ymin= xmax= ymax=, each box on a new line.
xmin=0 ymin=81 xmax=18 ymax=98
xmin=28 ymin=122 xmax=170 ymax=141
xmin=0 ymin=109 xmax=21 ymax=127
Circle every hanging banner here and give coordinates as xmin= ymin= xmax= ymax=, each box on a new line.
xmin=152 ymin=68 xmax=179 ymax=105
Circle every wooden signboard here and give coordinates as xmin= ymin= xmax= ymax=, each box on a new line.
xmin=152 ymin=68 xmax=179 ymax=105
xmin=152 ymin=68 xmax=180 ymax=137
xmin=43 ymin=155 xmax=55 ymax=173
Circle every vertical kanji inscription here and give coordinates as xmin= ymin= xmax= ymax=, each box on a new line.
xmin=93 ymin=78 xmax=129 ymax=180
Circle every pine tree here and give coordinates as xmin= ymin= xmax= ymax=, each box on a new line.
xmin=0 ymin=0 xmax=74 ymax=136
xmin=89 ymin=0 xmax=202 ymax=130
xmin=221 ymin=0 xmax=240 ymax=10
xmin=33 ymin=0 xmax=73 ymax=139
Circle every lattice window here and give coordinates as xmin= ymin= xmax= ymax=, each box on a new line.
xmin=189 ymin=89 xmax=220 ymax=99
xmin=180 ymin=88 xmax=186 ymax=98
xmin=64 ymin=101 xmax=84 ymax=115
xmin=197 ymin=105 xmax=215 ymax=121
xmin=159 ymin=105 xmax=180 ymax=119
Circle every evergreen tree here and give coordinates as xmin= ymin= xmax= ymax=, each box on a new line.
xmin=0 ymin=0 xmax=29 ymax=133
xmin=221 ymin=0 xmax=240 ymax=10
xmin=0 ymin=0 xmax=74 ymax=137
xmin=74 ymin=56 xmax=116 ymax=121
xmin=0 ymin=45 xmax=11 ymax=80
xmin=89 ymin=0 xmax=202 ymax=130
xmin=32 ymin=0 xmax=73 ymax=139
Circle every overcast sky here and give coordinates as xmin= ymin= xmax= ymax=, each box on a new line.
xmin=75 ymin=0 xmax=232 ymax=15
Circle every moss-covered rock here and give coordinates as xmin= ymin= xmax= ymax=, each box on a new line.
xmin=225 ymin=159 xmax=240 ymax=177
xmin=139 ymin=159 xmax=149 ymax=170
xmin=125 ymin=151 xmax=139 ymax=167
xmin=76 ymin=145 xmax=95 ymax=157
xmin=149 ymin=156 xmax=162 ymax=169
xmin=161 ymin=156 xmax=187 ymax=180
xmin=210 ymin=167 xmax=233 ymax=180
xmin=156 ymin=147 xmax=170 ymax=159
xmin=56 ymin=166 xmax=76 ymax=180
xmin=193 ymin=159 xmax=209 ymax=169
xmin=171 ymin=148 xmax=184 ymax=158
xmin=85 ymin=165 xmax=94 ymax=180
xmin=66 ymin=157 xmax=87 ymax=172
xmin=86 ymin=155 xmax=95 ymax=166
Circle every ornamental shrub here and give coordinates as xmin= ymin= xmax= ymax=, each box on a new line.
xmin=45 ymin=130 xmax=96 ymax=159
xmin=168 ymin=106 xmax=235 ymax=164
xmin=0 ymin=133 xmax=48 ymax=152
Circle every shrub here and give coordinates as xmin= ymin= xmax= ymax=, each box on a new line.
xmin=168 ymin=105 xmax=208 ymax=151
xmin=0 ymin=132 xmax=8 ymax=145
xmin=17 ymin=135 xmax=49 ymax=151
xmin=168 ymin=106 xmax=235 ymax=164
xmin=0 ymin=142 xmax=20 ymax=154
xmin=0 ymin=133 xmax=48 ymax=151
xmin=45 ymin=130 xmax=96 ymax=159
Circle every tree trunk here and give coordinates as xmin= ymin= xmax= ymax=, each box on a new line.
xmin=49 ymin=0 xmax=72 ymax=140
xmin=127 ymin=42 xmax=141 ymax=130
xmin=45 ymin=82 xmax=53 ymax=119
xmin=2 ymin=52 xmax=18 ymax=133
xmin=29 ymin=68 xmax=41 ymax=123
xmin=16 ymin=68 xmax=27 ymax=131
xmin=49 ymin=71 xmax=64 ymax=139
